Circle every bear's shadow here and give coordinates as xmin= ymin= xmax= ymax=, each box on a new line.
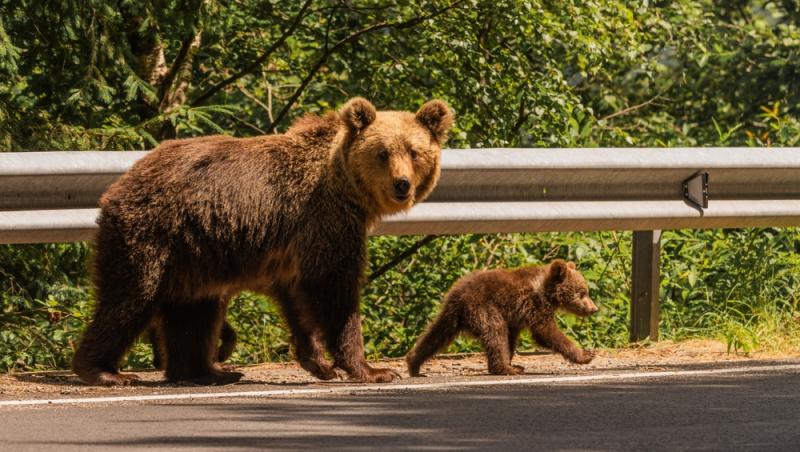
xmin=10 ymin=371 xmax=317 ymax=389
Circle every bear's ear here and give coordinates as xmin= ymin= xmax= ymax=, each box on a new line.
xmin=546 ymin=259 xmax=569 ymax=285
xmin=340 ymin=97 xmax=377 ymax=133
xmin=566 ymin=261 xmax=576 ymax=270
xmin=415 ymin=99 xmax=454 ymax=144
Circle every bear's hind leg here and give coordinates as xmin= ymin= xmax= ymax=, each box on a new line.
xmin=149 ymin=315 xmax=167 ymax=370
xmin=217 ymin=319 xmax=237 ymax=363
xmin=151 ymin=311 xmax=236 ymax=371
xmin=213 ymin=297 xmax=237 ymax=372
xmin=162 ymin=298 xmax=243 ymax=385
xmin=72 ymin=294 xmax=153 ymax=386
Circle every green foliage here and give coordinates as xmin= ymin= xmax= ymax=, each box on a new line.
xmin=659 ymin=228 xmax=800 ymax=352
xmin=2 ymin=0 xmax=800 ymax=371
xmin=0 ymin=244 xmax=91 ymax=371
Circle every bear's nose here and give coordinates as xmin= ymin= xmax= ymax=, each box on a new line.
xmin=393 ymin=177 xmax=411 ymax=199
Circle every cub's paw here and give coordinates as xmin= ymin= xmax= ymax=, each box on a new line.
xmin=511 ymin=364 xmax=526 ymax=374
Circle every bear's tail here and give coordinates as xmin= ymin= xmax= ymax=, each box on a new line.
xmin=406 ymin=303 xmax=462 ymax=377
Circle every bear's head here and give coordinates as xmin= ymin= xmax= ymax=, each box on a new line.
xmin=544 ymin=259 xmax=598 ymax=317
xmin=338 ymin=97 xmax=453 ymax=215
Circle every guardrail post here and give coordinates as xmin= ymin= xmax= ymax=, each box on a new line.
xmin=630 ymin=230 xmax=661 ymax=342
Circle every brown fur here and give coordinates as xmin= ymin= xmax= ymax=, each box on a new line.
xmin=72 ymin=97 xmax=453 ymax=386
xmin=149 ymin=318 xmax=237 ymax=371
xmin=406 ymin=259 xmax=598 ymax=377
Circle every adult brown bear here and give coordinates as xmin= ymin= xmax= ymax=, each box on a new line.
xmin=73 ymin=97 xmax=453 ymax=386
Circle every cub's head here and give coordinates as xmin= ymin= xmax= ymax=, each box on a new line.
xmin=339 ymin=97 xmax=454 ymax=215
xmin=544 ymin=259 xmax=598 ymax=317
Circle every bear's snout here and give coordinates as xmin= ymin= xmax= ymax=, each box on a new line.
xmin=581 ymin=297 xmax=599 ymax=315
xmin=393 ymin=177 xmax=411 ymax=201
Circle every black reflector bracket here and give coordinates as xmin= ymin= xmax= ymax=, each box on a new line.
xmin=683 ymin=171 xmax=709 ymax=212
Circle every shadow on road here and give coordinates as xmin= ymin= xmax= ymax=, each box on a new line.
xmin=8 ymin=369 xmax=800 ymax=450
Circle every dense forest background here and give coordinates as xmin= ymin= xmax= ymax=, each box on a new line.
xmin=1 ymin=0 xmax=800 ymax=372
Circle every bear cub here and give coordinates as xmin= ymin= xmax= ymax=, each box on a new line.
xmin=406 ymin=259 xmax=598 ymax=376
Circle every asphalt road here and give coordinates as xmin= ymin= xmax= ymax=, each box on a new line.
xmin=2 ymin=365 xmax=800 ymax=451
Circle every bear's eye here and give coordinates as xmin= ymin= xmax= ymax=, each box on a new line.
xmin=409 ymin=149 xmax=418 ymax=161
xmin=378 ymin=149 xmax=390 ymax=162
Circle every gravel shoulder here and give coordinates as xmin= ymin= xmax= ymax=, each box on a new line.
xmin=2 ymin=339 xmax=799 ymax=402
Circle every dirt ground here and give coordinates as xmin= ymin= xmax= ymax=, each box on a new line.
xmin=2 ymin=339 xmax=799 ymax=401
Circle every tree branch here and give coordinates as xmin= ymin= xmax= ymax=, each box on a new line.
xmin=239 ymin=84 xmax=274 ymax=125
xmin=510 ymin=93 xmax=529 ymax=137
xmin=159 ymin=31 xmax=203 ymax=114
xmin=229 ymin=114 xmax=267 ymax=135
xmin=367 ymin=235 xmax=440 ymax=283
xmin=158 ymin=31 xmax=200 ymax=103
xmin=267 ymin=0 xmax=465 ymax=132
xmin=190 ymin=0 xmax=314 ymax=107
xmin=599 ymin=94 xmax=662 ymax=122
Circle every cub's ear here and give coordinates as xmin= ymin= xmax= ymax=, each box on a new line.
xmin=567 ymin=261 xmax=577 ymax=270
xmin=547 ymin=259 xmax=569 ymax=285
xmin=340 ymin=97 xmax=377 ymax=133
xmin=416 ymin=99 xmax=454 ymax=144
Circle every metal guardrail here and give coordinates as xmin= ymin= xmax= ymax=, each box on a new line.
xmin=2 ymin=148 xmax=800 ymax=341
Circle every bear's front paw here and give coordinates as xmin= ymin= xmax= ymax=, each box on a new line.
xmin=490 ymin=365 xmax=525 ymax=376
xmin=350 ymin=366 xmax=400 ymax=383
xmin=213 ymin=362 xmax=237 ymax=373
xmin=571 ymin=349 xmax=595 ymax=365
xmin=406 ymin=356 xmax=423 ymax=377
xmin=299 ymin=359 xmax=341 ymax=381
xmin=91 ymin=371 xmax=141 ymax=386
xmin=314 ymin=365 xmax=346 ymax=381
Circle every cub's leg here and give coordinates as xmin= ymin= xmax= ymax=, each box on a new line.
xmin=531 ymin=320 xmax=594 ymax=364
xmin=406 ymin=304 xmax=462 ymax=377
xmin=162 ymin=298 xmax=243 ymax=385
xmin=478 ymin=322 xmax=523 ymax=376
